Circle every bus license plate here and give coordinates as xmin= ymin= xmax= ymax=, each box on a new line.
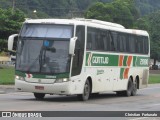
xmin=35 ymin=86 xmax=44 ymax=90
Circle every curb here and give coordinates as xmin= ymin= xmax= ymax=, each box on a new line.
xmin=0 ymin=85 xmax=14 ymax=94
xmin=0 ymin=90 xmax=5 ymax=94
xmin=0 ymin=85 xmax=14 ymax=89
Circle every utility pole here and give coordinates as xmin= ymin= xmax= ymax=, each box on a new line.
xmin=12 ymin=0 xmax=15 ymax=14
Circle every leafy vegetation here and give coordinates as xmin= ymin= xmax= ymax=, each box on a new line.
xmin=1 ymin=0 xmax=160 ymax=18
xmin=135 ymin=0 xmax=160 ymax=16
xmin=85 ymin=0 xmax=139 ymax=28
xmin=135 ymin=11 xmax=160 ymax=64
xmin=149 ymin=11 xmax=160 ymax=64
xmin=0 ymin=8 xmax=25 ymax=40
xmin=0 ymin=39 xmax=8 ymax=52
xmin=0 ymin=8 xmax=25 ymax=55
xmin=0 ymin=0 xmax=95 ymax=18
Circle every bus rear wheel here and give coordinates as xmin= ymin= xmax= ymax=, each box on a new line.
xmin=34 ymin=93 xmax=45 ymax=100
xmin=124 ymin=78 xmax=133 ymax=97
xmin=131 ymin=79 xmax=137 ymax=96
xmin=77 ymin=79 xmax=91 ymax=101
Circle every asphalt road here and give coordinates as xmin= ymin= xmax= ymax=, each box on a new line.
xmin=0 ymin=84 xmax=160 ymax=120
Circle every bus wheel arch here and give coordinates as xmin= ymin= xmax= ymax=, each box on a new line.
xmin=77 ymin=76 xmax=92 ymax=101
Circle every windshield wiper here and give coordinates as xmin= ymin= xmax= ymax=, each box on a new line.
xmin=26 ymin=46 xmax=44 ymax=73
xmin=39 ymin=47 xmax=45 ymax=72
xmin=26 ymin=54 xmax=40 ymax=73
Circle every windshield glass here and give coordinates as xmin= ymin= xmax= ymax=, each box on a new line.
xmin=16 ymin=24 xmax=73 ymax=74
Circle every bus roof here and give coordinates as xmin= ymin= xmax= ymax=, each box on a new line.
xmin=25 ymin=18 xmax=149 ymax=37
xmin=25 ymin=18 xmax=124 ymax=28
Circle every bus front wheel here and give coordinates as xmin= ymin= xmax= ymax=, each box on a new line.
xmin=34 ymin=93 xmax=45 ymax=100
xmin=77 ymin=79 xmax=91 ymax=101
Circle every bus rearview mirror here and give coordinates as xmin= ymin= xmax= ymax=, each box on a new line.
xmin=69 ymin=37 xmax=77 ymax=55
xmin=8 ymin=34 xmax=18 ymax=51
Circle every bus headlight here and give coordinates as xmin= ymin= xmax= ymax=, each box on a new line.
xmin=55 ymin=78 xmax=69 ymax=83
xmin=15 ymin=75 xmax=25 ymax=81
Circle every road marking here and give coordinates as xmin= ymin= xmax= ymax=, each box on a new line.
xmin=129 ymin=117 xmax=148 ymax=120
xmin=0 ymin=92 xmax=32 ymax=96
xmin=0 ymin=91 xmax=5 ymax=94
xmin=150 ymin=103 xmax=160 ymax=106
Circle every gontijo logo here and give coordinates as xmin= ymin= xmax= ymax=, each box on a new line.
xmin=92 ymin=56 xmax=109 ymax=64
xmin=86 ymin=53 xmax=110 ymax=66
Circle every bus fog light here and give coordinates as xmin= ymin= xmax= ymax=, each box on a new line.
xmin=15 ymin=75 xmax=20 ymax=79
xmin=63 ymin=78 xmax=69 ymax=82
xmin=55 ymin=78 xmax=69 ymax=83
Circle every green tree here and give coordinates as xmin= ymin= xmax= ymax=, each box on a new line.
xmin=149 ymin=11 xmax=160 ymax=64
xmin=85 ymin=0 xmax=139 ymax=28
xmin=0 ymin=8 xmax=25 ymax=52
xmin=134 ymin=17 xmax=149 ymax=31
xmin=0 ymin=8 xmax=25 ymax=39
xmin=135 ymin=11 xmax=160 ymax=65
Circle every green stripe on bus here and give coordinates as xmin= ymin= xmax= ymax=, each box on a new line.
xmin=86 ymin=52 xmax=149 ymax=67
xmin=123 ymin=56 xmax=128 ymax=66
xmin=133 ymin=56 xmax=149 ymax=67
xmin=133 ymin=56 xmax=137 ymax=66
xmin=120 ymin=68 xmax=125 ymax=79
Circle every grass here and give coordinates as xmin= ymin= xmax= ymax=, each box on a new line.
xmin=149 ymin=74 xmax=160 ymax=84
xmin=0 ymin=67 xmax=159 ymax=85
xmin=0 ymin=66 xmax=15 ymax=85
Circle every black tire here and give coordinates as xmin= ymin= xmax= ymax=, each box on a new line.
xmin=34 ymin=93 xmax=45 ymax=100
xmin=124 ymin=78 xmax=133 ymax=97
xmin=131 ymin=79 xmax=137 ymax=96
xmin=77 ymin=80 xmax=91 ymax=101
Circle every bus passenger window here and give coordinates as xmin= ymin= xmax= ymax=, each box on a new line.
xmin=110 ymin=32 xmax=118 ymax=51
xmin=129 ymin=35 xmax=136 ymax=53
xmin=87 ymin=33 xmax=92 ymax=50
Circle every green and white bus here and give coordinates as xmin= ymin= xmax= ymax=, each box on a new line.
xmin=8 ymin=18 xmax=150 ymax=101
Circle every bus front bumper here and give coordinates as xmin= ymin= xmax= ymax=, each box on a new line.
xmin=15 ymin=79 xmax=80 ymax=95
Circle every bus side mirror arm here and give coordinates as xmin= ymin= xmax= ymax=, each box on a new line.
xmin=69 ymin=37 xmax=77 ymax=56
xmin=8 ymin=34 xmax=18 ymax=51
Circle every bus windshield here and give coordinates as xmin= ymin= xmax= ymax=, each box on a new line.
xmin=21 ymin=24 xmax=73 ymax=38
xmin=16 ymin=24 xmax=73 ymax=74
